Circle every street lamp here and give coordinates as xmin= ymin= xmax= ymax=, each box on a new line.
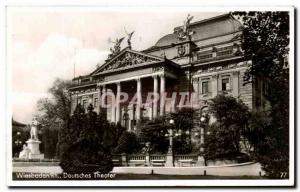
xmin=14 ymin=140 xmax=22 ymax=145
xmin=169 ymin=119 xmax=174 ymax=124
xmin=167 ymin=119 xmax=174 ymax=154
xmin=164 ymin=118 xmax=175 ymax=167
xmin=200 ymin=115 xmax=208 ymax=153
xmin=14 ymin=131 xmax=23 ymax=157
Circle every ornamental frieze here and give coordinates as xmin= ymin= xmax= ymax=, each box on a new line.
xmin=195 ymin=62 xmax=245 ymax=75
xmin=152 ymin=66 xmax=164 ymax=72
xmin=103 ymin=52 xmax=159 ymax=72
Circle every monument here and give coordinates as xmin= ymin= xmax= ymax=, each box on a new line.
xmin=19 ymin=118 xmax=44 ymax=159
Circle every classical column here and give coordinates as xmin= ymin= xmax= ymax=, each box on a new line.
xmin=192 ymin=77 xmax=199 ymax=108
xmin=232 ymin=71 xmax=240 ymax=97
xmin=160 ymin=74 xmax=165 ymax=116
xmin=153 ymin=75 xmax=158 ymax=119
xmin=128 ymin=105 xmax=132 ymax=132
xmin=101 ymin=85 xmax=107 ymax=114
xmin=97 ymin=85 xmax=102 ymax=114
xmin=136 ymin=78 xmax=142 ymax=120
xmin=111 ymin=87 xmax=116 ymax=123
xmin=116 ymin=82 xmax=121 ymax=123
xmin=211 ymin=74 xmax=218 ymax=97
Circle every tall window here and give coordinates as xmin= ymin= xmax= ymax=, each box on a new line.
xmin=82 ymin=100 xmax=88 ymax=110
xmin=202 ymin=81 xmax=210 ymax=94
xmin=222 ymin=78 xmax=230 ymax=91
xmin=94 ymin=98 xmax=98 ymax=108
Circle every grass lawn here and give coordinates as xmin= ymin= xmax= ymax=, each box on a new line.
xmin=13 ymin=172 xmax=266 ymax=180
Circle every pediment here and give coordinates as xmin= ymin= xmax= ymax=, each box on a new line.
xmin=93 ymin=49 xmax=164 ymax=75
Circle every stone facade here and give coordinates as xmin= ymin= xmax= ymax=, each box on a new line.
xmin=69 ymin=14 xmax=258 ymax=134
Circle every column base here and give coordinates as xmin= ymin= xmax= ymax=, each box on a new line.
xmin=29 ymin=153 xmax=45 ymax=159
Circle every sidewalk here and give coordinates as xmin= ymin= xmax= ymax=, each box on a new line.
xmin=12 ymin=162 xmax=264 ymax=176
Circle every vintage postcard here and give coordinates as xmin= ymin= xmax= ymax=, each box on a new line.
xmin=6 ymin=5 xmax=295 ymax=187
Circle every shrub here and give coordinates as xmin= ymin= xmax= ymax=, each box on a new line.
xmin=59 ymin=104 xmax=114 ymax=174
xmin=204 ymin=95 xmax=250 ymax=160
xmin=112 ymin=131 xmax=141 ymax=154
xmin=139 ymin=117 xmax=169 ymax=154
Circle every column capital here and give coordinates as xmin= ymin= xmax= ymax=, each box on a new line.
xmin=233 ymin=71 xmax=240 ymax=76
xmin=152 ymin=74 xmax=158 ymax=79
xmin=136 ymin=77 xmax=142 ymax=120
xmin=212 ymin=74 xmax=218 ymax=79
xmin=115 ymin=81 xmax=121 ymax=86
xmin=136 ymin=77 xmax=141 ymax=82
xmin=192 ymin=77 xmax=199 ymax=83
xmin=159 ymin=74 xmax=165 ymax=78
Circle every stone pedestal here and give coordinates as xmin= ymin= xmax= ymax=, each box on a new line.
xmin=165 ymin=152 xmax=174 ymax=167
xmin=26 ymin=139 xmax=44 ymax=159
xmin=145 ymin=153 xmax=150 ymax=166
xmin=121 ymin=153 xmax=128 ymax=166
xmin=197 ymin=155 xmax=205 ymax=166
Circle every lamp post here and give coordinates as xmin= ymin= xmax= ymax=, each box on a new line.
xmin=14 ymin=131 xmax=23 ymax=157
xmin=165 ymin=119 xmax=175 ymax=167
xmin=167 ymin=119 xmax=174 ymax=154
xmin=200 ymin=115 xmax=208 ymax=153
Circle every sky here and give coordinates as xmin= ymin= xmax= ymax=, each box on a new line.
xmin=7 ymin=7 xmax=223 ymax=123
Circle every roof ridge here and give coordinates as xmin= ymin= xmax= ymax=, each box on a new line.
xmin=174 ymin=13 xmax=231 ymax=31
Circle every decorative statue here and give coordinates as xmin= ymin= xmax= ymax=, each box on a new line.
xmin=30 ymin=118 xmax=38 ymax=140
xmin=124 ymin=28 xmax=135 ymax=49
xmin=183 ymin=14 xmax=194 ymax=35
xmin=108 ymin=37 xmax=125 ymax=59
xmin=112 ymin=37 xmax=125 ymax=54
xmin=19 ymin=144 xmax=30 ymax=159
xmin=175 ymin=14 xmax=194 ymax=40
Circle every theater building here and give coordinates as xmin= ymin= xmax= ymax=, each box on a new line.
xmin=69 ymin=14 xmax=262 ymax=134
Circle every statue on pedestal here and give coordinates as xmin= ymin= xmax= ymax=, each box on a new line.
xmin=18 ymin=118 xmax=44 ymax=159
xmin=30 ymin=118 xmax=38 ymax=140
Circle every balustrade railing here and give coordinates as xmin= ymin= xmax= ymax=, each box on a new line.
xmin=195 ymin=46 xmax=240 ymax=64
xmin=111 ymin=153 xmax=205 ymax=167
xmin=174 ymin=154 xmax=198 ymax=167
xmin=128 ymin=154 xmax=146 ymax=161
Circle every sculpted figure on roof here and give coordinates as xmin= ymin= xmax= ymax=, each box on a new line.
xmin=124 ymin=28 xmax=135 ymax=49
xmin=108 ymin=37 xmax=125 ymax=59
xmin=183 ymin=14 xmax=194 ymax=35
xmin=175 ymin=14 xmax=194 ymax=41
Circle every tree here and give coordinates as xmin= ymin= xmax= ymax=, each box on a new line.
xmin=139 ymin=110 xmax=194 ymax=154
xmin=169 ymin=110 xmax=194 ymax=154
xmin=139 ymin=117 xmax=169 ymax=154
xmin=112 ymin=131 xmax=141 ymax=154
xmin=59 ymin=104 xmax=114 ymax=174
xmin=232 ymin=11 xmax=290 ymax=178
xmin=109 ymin=122 xmax=141 ymax=154
xmin=35 ymin=78 xmax=71 ymax=158
xmin=204 ymin=95 xmax=250 ymax=160
xmin=12 ymin=120 xmax=30 ymax=157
